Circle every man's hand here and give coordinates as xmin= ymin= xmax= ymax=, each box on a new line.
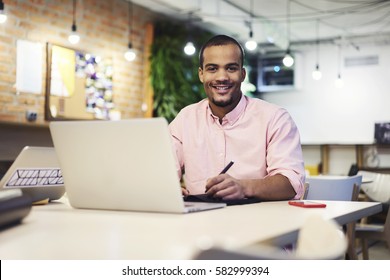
xmin=181 ymin=187 xmax=190 ymax=196
xmin=205 ymin=174 xmax=246 ymax=200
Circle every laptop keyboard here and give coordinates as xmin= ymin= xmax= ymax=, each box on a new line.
xmin=5 ymin=168 xmax=64 ymax=187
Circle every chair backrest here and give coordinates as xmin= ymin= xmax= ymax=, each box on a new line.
xmin=357 ymin=171 xmax=390 ymax=204
xmin=305 ymin=175 xmax=362 ymax=201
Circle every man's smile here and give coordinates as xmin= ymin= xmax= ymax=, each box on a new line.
xmin=212 ymin=84 xmax=233 ymax=94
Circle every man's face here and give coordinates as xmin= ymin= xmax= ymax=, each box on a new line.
xmin=198 ymin=44 xmax=246 ymax=114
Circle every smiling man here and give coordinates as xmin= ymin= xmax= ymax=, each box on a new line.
xmin=169 ymin=35 xmax=305 ymax=201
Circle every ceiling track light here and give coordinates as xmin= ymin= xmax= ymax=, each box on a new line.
xmin=125 ymin=1 xmax=136 ymax=61
xmin=0 ymin=0 xmax=7 ymax=24
xmin=312 ymin=19 xmax=322 ymax=80
xmin=68 ymin=0 xmax=80 ymax=44
xmin=283 ymin=0 xmax=294 ymax=67
xmin=245 ymin=0 xmax=257 ymax=51
xmin=184 ymin=12 xmax=196 ymax=56
xmin=125 ymin=43 xmax=136 ymax=62
xmin=312 ymin=63 xmax=322 ymax=80
xmin=245 ymin=28 xmax=257 ymax=51
xmin=283 ymin=48 xmax=294 ymax=67
xmin=335 ymin=73 xmax=344 ymax=88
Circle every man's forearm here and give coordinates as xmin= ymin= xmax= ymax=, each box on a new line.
xmin=241 ymin=174 xmax=296 ymax=200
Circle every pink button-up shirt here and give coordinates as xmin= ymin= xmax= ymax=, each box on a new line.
xmin=169 ymin=95 xmax=305 ymax=199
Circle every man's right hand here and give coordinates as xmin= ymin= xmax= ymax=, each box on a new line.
xmin=181 ymin=187 xmax=190 ymax=196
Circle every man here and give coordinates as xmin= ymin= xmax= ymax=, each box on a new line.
xmin=169 ymin=35 xmax=305 ymax=201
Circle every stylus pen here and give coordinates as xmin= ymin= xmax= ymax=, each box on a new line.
xmin=205 ymin=161 xmax=235 ymax=194
xmin=219 ymin=160 xmax=234 ymax=174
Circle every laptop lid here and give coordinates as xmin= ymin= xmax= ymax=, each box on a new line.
xmin=0 ymin=146 xmax=65 ymax=202
xmin=49 ymin=118 xmax=225 ymax=213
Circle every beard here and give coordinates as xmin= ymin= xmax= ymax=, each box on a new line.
xmin=210 ymin=95 xmax=234 ymax=107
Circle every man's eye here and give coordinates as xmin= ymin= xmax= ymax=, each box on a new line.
xmin=227 ymin=66 xmax=238 ymax=72
xmin=206 ymin=67 xmax=217 ymax=72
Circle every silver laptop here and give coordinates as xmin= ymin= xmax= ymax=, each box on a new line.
xmin=0 ymin=146 xmax=65 ymax=202
xmin=49 ymin=118 xmax=226 ymax=213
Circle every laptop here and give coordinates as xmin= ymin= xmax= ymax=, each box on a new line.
xmin=0 ymin=146 xmax=65 ymax=202
xmin=49 ymin=118 xmax=226 ymax=213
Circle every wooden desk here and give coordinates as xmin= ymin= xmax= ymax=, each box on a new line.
xmin=0 ymin=197 xmax=382 ymax=259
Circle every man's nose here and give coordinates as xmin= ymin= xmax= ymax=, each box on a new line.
xmin=215 ymin=69 xmax=229 ymax=81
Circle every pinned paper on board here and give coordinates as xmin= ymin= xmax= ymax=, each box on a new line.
xmin=50 ymin=45 xmax=75 ymax=97
xmin=16 ymin=40 xmax=43 ymax=94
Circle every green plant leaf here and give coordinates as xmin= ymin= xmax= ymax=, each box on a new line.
xmin=150 ymin=20 xmax=211 ymax=122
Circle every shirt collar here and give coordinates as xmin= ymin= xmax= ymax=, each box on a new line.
xmin=207 ymin=94 xmax=247 ymax=126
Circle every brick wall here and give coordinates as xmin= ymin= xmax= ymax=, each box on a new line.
xmin=0 ymin=0 xmax=155 ymax=124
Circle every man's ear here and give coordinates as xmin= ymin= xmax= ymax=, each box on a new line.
xmin=241 ymin=67 xmax=247 ymax=82
xmin=198 ymin=67 xmax=204 ymax=83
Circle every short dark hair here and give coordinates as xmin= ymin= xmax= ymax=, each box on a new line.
xmin=199 ymin=34 xmax=245 ymax=68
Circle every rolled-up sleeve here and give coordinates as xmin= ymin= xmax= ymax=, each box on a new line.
xmin=265 ymin=108 xmax=306 ymax=199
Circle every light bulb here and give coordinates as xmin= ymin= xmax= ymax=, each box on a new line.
xmin=245 ymin=39 xmax=257 ymax=51
xmin=335 ymin=74 xmax=344 ymax=88
xmin=312 ymin=70 xmax=322 ymax=80
xmin=0 ymin=2 xmax=6 ymax=24
xmin=68 ymin=23 xmax=80 ymax=44
xmin=0 ymin=13 xmax=6 ymax=24
xmin=124 ymin=48 xmax=136 ymax=61
xmin=312 ymin=64 xmax=322 ymax=80
xmin=68 ymin=33 xmax=80 ymax=44
xmin=184 ymin=41 xmax=196 ymax=56
xmin=283 ymin=53 xmax=294 ymax=67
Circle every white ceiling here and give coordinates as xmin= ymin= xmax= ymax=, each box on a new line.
xmin=131 ymin=0 xmax=390 ymax=52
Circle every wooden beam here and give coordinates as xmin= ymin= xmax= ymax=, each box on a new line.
xmin=321 ymin=145 xmax=329 ymax=174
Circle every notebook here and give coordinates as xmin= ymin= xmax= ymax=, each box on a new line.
xmin=0 ymin=146 xmax=65 ymax=203
xmin=49 ymin=118 xmax=226 ymax=213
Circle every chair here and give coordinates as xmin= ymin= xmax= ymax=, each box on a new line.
xmin=355 ymin=210 xmax=390 ymax=259
xmin=304 ymin=174 xmax=363 ymax=259
xmin=306 ymin=175 xmax=362 ymax=201
xmin=355 ymin=171 xmax=390 ymax=259
xmin=358 ymin=171 xmax=390 ymax=204
xmin=194 ymin=215 xmax=347 ymax=260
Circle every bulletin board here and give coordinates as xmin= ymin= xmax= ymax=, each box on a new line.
xmin=45 ymin=43 xmax=113 ymax=120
